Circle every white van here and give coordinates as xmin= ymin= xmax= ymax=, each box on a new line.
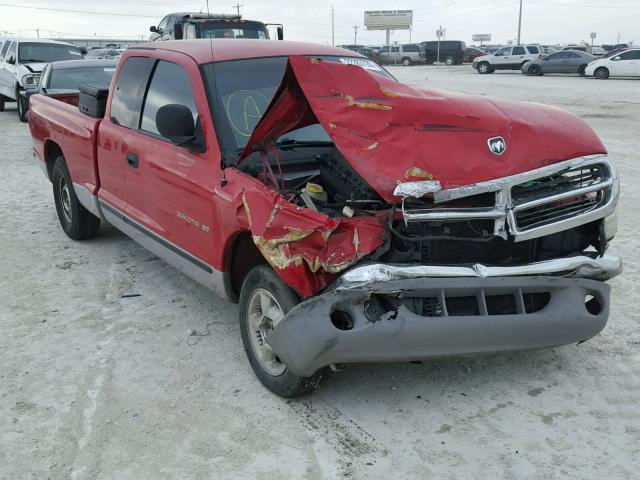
xmin=0 ymin=38 xmax=84 ymax=122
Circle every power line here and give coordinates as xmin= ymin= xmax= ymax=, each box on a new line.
xmin=0 ymin=2 xmax=159 ymax=18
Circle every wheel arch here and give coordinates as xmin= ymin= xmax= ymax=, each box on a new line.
xmin=224 ymin=230 xmax=268 ymax=303
xmin=43 ymin=139 xmax=64 ymax=182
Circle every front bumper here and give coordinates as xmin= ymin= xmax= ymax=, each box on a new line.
xmin=268 ymin=253 xmax=621 ymax=377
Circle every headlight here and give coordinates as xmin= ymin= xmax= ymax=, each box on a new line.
xmin=21 ymin=74 xmax=41 ymax=89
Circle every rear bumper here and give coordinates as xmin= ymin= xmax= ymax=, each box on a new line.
xmin=268 ymin=254 xmax=621 ymax=377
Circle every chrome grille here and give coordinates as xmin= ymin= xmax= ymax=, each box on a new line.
xmin=398 ymin=155 xmax=619 ymax=242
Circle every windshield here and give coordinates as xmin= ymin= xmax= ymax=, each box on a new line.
xmin=197 ymin=20 xmax=269 ymax=39
xmin=18 ymin=43 xmax=83 ymax=62
xmin=49 ymin=66 xmax=116 ymax=90
xmin=202 ymin=55 xmax=393 ymax=161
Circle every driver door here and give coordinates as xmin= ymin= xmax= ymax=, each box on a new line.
xmin=493 ymin=47 xmax=512 ymax=69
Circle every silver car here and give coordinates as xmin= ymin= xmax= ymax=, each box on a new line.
xmin=522 ymin=50 xmax=594 ymax=76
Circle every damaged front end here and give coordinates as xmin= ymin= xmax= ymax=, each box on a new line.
xmin=223 ymin=55 xmax=621 ymax=375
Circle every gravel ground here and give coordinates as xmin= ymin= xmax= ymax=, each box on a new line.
xmin=1 ymin=65 xmax=639 ymax=480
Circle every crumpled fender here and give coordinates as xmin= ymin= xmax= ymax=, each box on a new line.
xmin=239 ymin=56 xmax=607 ymax=202
xmin=240 ymin=182 xmax=386 ymax=297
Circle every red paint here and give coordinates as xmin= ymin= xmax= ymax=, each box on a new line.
xmin=241 ymin=56 xmax=607 ymax=202
xmin=28 ymin=41 xmax=609 ymax=297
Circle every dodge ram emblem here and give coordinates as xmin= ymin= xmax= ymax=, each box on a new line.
xmin=488 ymin=136 xmax=506 ymax=156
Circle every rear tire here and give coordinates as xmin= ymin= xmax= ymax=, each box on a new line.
xmin=578 ymin=65 xmax=587 ymax=76
xmin=239 ymin=265 xmax=332 ymax=398
xmin=445 ymin=55 xmax=454 ymax=66
xmin=16 ymin=89 xmax=28 ymax=123
xmin=0 ymin=95 xmax=5 ymax=112
xmin=594 ymin=67 xmax=609 ymax=79
xmin=52 ymin=157 xmax=101 ymax=240
xmin=477 ymin=61 xmax=492 ymax=74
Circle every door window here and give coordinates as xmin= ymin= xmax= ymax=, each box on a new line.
xmin=495 ymin=47 xmax=511 ymax=56
xmin=140 ymin=61 xmax=198 ymax=137
xmin=5 ymin=42 xmax=16 ymax=63
xmin=618 ymin=50 xmax=640 ymax=60
xmin=0 ymin=40 xmax=10 ymax=59
xmin=157 ymin=16 xmax=169 ymax=32
xmin=110 ymin=57 xmax=154 ymax=129
xmin=512 ymin=46 xmax=526 ymax=55
xmin=391 ymin=46 xmax=399 ymax=53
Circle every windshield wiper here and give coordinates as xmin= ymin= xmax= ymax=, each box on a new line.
xmin=20 ymin=59 xmax=46 ymax=63
xmin=275 ymin=139 xmax=334 ymax=150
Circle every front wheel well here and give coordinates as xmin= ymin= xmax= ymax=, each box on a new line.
xmin=44 ymin=140 xmax=63 ymax=181
xmin=226 ymin=231 xmax=267 ymax=303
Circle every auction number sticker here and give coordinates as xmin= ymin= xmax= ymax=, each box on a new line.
xmin=339 ymin=58 xmax=382 ymax=72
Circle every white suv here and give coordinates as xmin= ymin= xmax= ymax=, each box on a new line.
xmin=0 ymin=38 xmax=83 ymax=122
xmin=472 ymin=45 xmax=543 ymax=74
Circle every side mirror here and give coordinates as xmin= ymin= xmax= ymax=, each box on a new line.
xmin=173 ymin=23 xmax=183 ymax=40
xmin=79 ymin=47 xmax=88 ymax=55
xmin=277 ymin=26 xmax=284 ymax=41
xmin=150 ymin=26 xmax=157 ymax=33
xmin=613 ymin=56 xmax=621 ymax=61
xmin=7 ymin=57 xmax=15 ymax=65
xmin=156 ymin=104 xmax=203 ymax=151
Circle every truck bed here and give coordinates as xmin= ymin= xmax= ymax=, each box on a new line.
xmin=29 ymin=93 xmax=101 ymax=195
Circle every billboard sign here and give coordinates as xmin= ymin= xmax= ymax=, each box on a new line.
xmin=472 ymin=34 xmax=492 ymax=42
xmin=364 ymin=10 xmax=413 ymax=30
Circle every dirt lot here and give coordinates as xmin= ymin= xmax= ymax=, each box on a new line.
xmin=1 ymin=66 xmax=639 ymax=480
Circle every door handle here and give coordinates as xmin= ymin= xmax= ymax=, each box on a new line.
xmin=126 ymin=152 xmax=139 ymax=168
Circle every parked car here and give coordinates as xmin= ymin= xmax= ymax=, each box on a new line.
xmin=464 ymin=47 xmax=485 ymax=63
xmin=27 ymin=59 xmax=117 ymax=107
xmin=562 ymin=45 xmax=606 ymax=56
xmin=472 ymin=45 xmax=542 ymax=73
xmin=84 ymin=49 xmax=122 ymax=60
xmin=0 ymin=38 xmax=84 ymax=121
xmin=377 ymin=43 xmax=423 ymax=65
xmin=28 ymin=39 xmax=621 ymax=397
xmin=521 ymin=50 xmax=594 ymax=76
xmin=420 ymin=40 xmax=466 ymax=65
xmin=585 ymin=48 xmax=640 ymax=79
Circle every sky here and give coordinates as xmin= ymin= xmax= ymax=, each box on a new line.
xmin=0 ymin=1 xmax=638 ymax=46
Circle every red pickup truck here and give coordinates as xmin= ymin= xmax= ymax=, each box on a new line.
xmin=29 ymin=39 xmax=622 ymax=397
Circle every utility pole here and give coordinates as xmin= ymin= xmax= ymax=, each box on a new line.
xmin=331 ymin=5 xmax=335 ymax=46
xmin=353 ymin=25 xmax=359 ymax=44
xmin=516 ymin=0 xmax=523 ymax=45
xmin=36 ymin=29 xmax=40 ymax=38
xmin=409 ymin=26 xmax=412 ymax=43
xmin=232 ymin=3 xmax=242 ymax=15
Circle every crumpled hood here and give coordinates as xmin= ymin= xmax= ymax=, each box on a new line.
xmin=239 ymin=56 xmax=606 ymax=202
xmin=20 ymin=63 xmax=48 ymax=74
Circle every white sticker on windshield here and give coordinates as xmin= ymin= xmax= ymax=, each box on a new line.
xmin=339 ymin=58 xmax=382 ymax=71
xmin=69 ymin=50 xmax=82 ymax=56
xmin=103 ymin=68 xmax=116 ymax=72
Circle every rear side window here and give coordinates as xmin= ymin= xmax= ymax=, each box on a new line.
xmin=527 ymin=46 xmax=539 ymax=54
xmin=110 ymin=57 xmax=154 ymax=129
xmin=402 ymin=44 xmax=419 ymax=52
xmin=512 ymin=46 xmax=526 ymax=55
xmin=140 ymin=61 xmax=198 ymax=136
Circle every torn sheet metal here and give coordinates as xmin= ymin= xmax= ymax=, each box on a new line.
xmin=393 ymin=180 xmax=442 ymax=199
xmin=239 ymin=56 xmax=607 ymax=203
xmin=241 ymin=185 xmax=386 ymax=297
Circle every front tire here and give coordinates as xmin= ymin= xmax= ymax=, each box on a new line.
xmin=16 ymin=89 xmax=28 ymax=123
xmin=239 ymin=265 xmax=331 ymax=397
xmin=445 ymin=55 xmax=454 ymax=66
xmin=52 ymin=157 xmax=101 ymax=240
xmin=594 ymin=67 xmax=609 ymax=79
xmin=401 ymin=57 xmax=411 ymax=66
xmin=477 ymin=61 xmax=492 ymax=74
xmin=528 ymin=64 xmax=543 ymax=76
xmin=0 ymin=95 xmax=5 ymax=112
